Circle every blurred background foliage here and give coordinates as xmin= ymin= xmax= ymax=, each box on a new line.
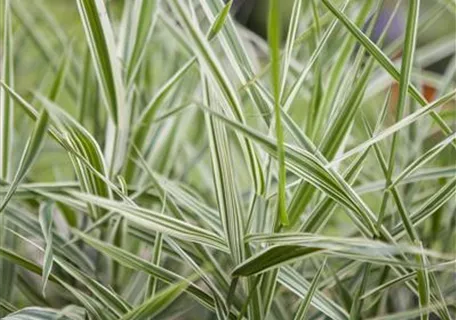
xmin=8 ymin=0 xmax=456 ymax=94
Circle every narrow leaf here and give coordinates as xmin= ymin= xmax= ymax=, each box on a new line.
xmin=38 ymin=202 xmax=54 ymax=296
xmin=293 ymin=258 xmax=327 ymax=320
xmin=0 ymin=110 xmax=49 ymax=212
xmin=268 ymin=0 xmax=288 ymax=226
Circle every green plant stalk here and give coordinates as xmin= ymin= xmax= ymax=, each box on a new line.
xmin=268 ymin=0 xmax=288 ymax=226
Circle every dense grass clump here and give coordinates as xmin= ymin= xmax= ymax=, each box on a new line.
xmin=0 ymin=0 xmax=455 ymax=319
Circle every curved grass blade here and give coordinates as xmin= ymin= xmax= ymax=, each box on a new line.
xmin=279 ymin=267 xmax=349 ymax=320
xmin=75 ymin=0 xmax=124 ymax=125
xmin=390 ymin=133 xmax=456 ymax=188
xmin=70 ymin=192 xmax=228 ymax=252
xmin=76 ymin=0 xmax=128 ymax=175
xmin=293 ymin=258 xmax=327 ymax=320
xmin=0 ymin=299 xmax=16 ymax=313
xmin=126 ymin=0 xmax=161 ymax=83
xmin=58 ymin=284 xmax=114 ymax=320
xmin=354 ymin=167 xmax=456 ymax=195
xmin=0 ymin=83 xmax=63 ymax=145
xmin=47 ymin=51 xmax=71 ymax=102
xmin=392 ymin=177 xmax=456 ymax=238
xmin=0 ymin=109 xmax=49 ymax=213
xmin=206 ymin=0 xmax=232 ymax=41
xmin=300 ymin=147 xmax=374 ymax=233
xmin=0 ymin=247 xmax=58 ymax=284
xmin=37 ymin=96 xmax=111 ymax=220
xmin=232 ymin=246 xmax=323 ymax=277
xmin=38 ymin=202 xmax=54 ymax=296
xmin=121 ymin=277 xmax=192 ymax=320
xmin=245 ymin=233 xmax=447 ymax=261
xmin=234 ymin=243 xmax=431 ymax=278
xmin=0 ymin=88 xmax=126 ymax=220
